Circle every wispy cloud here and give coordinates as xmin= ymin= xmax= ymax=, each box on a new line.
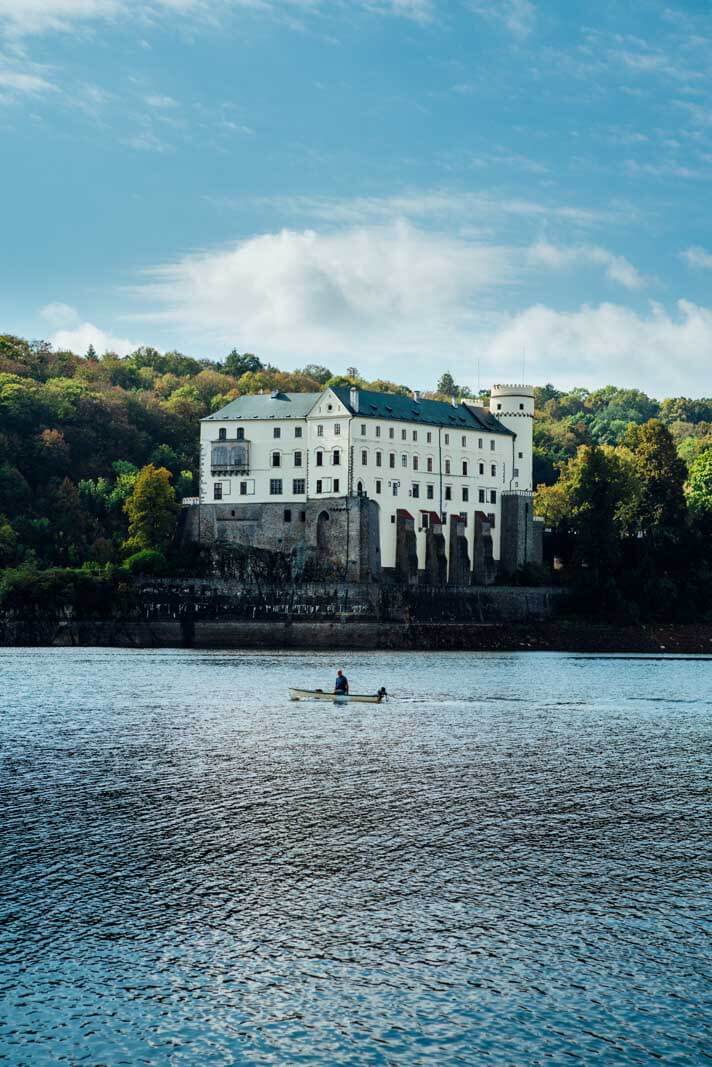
xmin=528 ymin=241 xmax=647 ymax=290
xmin=0 ymin=64 xmax=54 ymax=93
xmin=468 ymin=0 xmax=535 ymax=39
xmin=681 ymin=246 xmax=712 ymax=270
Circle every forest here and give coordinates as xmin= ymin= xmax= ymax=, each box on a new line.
xmin=2 ymin=332 xmax=712 ymax=622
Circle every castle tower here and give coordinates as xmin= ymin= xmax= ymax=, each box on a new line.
xmin=489 ymin=384 xmax=535 ymax=491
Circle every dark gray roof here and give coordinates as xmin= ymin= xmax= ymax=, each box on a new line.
xmin=203 ymin=392 xmax=320 ymax=421
xmin=332 ymin=388 xmax=513 ymax=435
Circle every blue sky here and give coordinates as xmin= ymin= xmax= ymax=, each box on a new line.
xmin=2 ymin=0 xmax=712 ymax=394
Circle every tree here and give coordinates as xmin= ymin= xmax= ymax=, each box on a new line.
xmin=85 ymin=344 xmax=98 ymax=362
xmin=625 ymin=420 xmax=687 ymax=537
xmin=123 ymin=465 xmax=178 ymax=554
xmin=437 ymin=372 xmax=457 ymax=397
xmin=685 ymin=449 xmax=712 ymax=515
xmin=300 ymin=364 xmax=332 ymax=385
xmin=224 ymin=350 xmax=263 ymax=378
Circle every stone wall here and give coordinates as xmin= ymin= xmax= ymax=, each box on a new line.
xmin=499 ymin=492 xmax=543 ymax=576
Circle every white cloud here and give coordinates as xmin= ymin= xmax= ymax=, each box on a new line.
xmin=528 ymin=241 xmax=647 ymax=290
xmin=136 ymin=221 xmax=515 ymax=375
xmin=0 ymin=0 xmax=433 ymax=34
xmin=40 ymin=301 xmax=80 ymax=328
xmin=145 ymin=93 xmax=177 ymax=109
xmin=0 ymin=65 xmax=54 ymax=92
xmin=682 ymin=246 xmax=712 ymax=270
xmin=50 ymin=320 xmax=138 ymax=356
xmin=468 ymin=0 xmax=535 ymax=38
xmin=482 ymin=300 xmax=712 ymax=394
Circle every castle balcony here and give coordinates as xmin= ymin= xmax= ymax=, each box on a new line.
xmin=210 ymin=442 xmax=250 ymax=474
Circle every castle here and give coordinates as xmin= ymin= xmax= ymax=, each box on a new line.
xmin=183 ymin=384 xmax=543 ymax=584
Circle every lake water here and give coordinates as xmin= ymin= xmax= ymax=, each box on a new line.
xmin=1 ymin=649 xmax=710 ymax=1066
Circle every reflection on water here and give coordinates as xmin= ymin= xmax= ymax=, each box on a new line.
xmin=1 ymin=649 xmax=710 ymax=1065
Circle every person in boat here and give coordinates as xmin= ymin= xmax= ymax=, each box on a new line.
xmin=334 ymin=670 xmax=349 ymax=695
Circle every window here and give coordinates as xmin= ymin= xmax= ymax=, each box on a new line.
xmin=496 ymin=403 xmax=502 ymax=410
xmin=271 ymin=451 xmax=281 ymax=467
xmin=412 ymin=483 xmax=420 ymax=498
xmin=294 ymin=451 xmax=303 ymax=467
xmin=461 ymin=435 xmax=467 ymax=447
xmin=334 ymin=424 xmax=341 ymax=436
xmin=218 ymin=428 xmax=227 ymax=441
xmin=295 ymin=426 xmax=303 ymax=438
xmin=361 ymin=423 xmax=366 ymax=436
xmin=490 ymin=489 xmax=497 ymax=503
xmin=270 ymin=479 xmax=283 ymax=495
xmin=445 ymin=459 xmax=451 ymax=474
xmin=300 ymin=511 xmax=306 ymax=522
xmin=413 ymin=430 xmax=418 ymax=442
xmin=333 ymin=449 xmax=341 ymax=465
xmin=401 ymin=428 xmax=407 ymax=441
xmin=462 ymin=487 xmax=469 ymax=502
xmin=334 ymin=479 xmax=340 ymax=492
xmin=413 ymin=455 xmax=419 ymax=471
xmin=442 ymin=512 xmax=447 ymax=525
xmin=293 ymin=478 xmax=305 ymax=494
xmin=427 ymin=432 xmax=432 ymax=444
xmin=491 ymin=464 xmax=496 ymax=477
xmin=376 ymin=451 xmax=383 ymax=467
xmin=316 ymin=450 xmax=324 ymax=467
xmin=421 ymin=513 xmax=429 ymax=530
xmin=284 ymin=509 xmax=292 ymax=522
xmin=427 ymin=484 xmax=434 ymax=500
xmin=237 ymin=427 xmax=245 ymax=441
xmin=478 ymin=438 xmax=483 ymax=449
xmin=389 ymin=453 xmax=396 ymax=469
xmin=518 ymin=451 xmax=523 ymax=459
xmin=488 ymin=512 xmax=495 ymax=526
xmin=240 ymin=481 xmax=247 ymax=496
xmin=318 ymin=425 xmax=324 ymax=437
xmin=444 ymin=433 xmax=450 ymax=444
xmin=389 ymin=427 xmax=395 ymax=439
xmin=316 ymin=479 xmax=322 ymax=494
xmin=490 ymin=440 xmax=495 ymax=451
xmin=361 ymin=450 xmax=368 ymax=465
xmin=392 ymin=483 xmax=398 ymax=496
xmin=445 ymin=486 xmax=452 ymax=501
xmin=213 ymin=482 xmax=223 ymax=500
xmin=462 ymin=461 xmax=468 ymax=476
xmin=273 ymin=427 xmax=281 ymax=439
xmin=478 ymin=489 xmax=485 ymax=503
xmin=519 ymin=403 xmax=524 ymax=410
xmin=513 ymin=467 xmax=519 ymax=478
xmin=376 ymin=479 xmax=382 ymax=494
xmin=427 ymin=457 xmax=433 ymax=473
xmin=401 ymin=454 xmax=407 ymax=468
xmin=376 ymin=425 xmax=381 ymax=438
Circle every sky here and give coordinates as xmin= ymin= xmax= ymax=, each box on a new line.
xmin=2 ymin=0 xmax=712 ymax=395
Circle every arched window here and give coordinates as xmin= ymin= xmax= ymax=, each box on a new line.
xmin=236 ymin=427 xmax=245 ymax=441
xmin=357 ymin=481 xmax=364 ymax=495
xmin=317 ymin=510 xmax=330 ymax=550
xmin=218 ymin=428 xmax=227 ymax=441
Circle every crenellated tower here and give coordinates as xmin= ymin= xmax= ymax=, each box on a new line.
xmin=489 ymin=384 xmax=535 ymax=491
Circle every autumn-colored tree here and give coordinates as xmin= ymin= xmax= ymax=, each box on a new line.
xmin=123 ymin=465 xmax=178 ymax=554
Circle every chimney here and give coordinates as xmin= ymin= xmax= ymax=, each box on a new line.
xmin=451 ymin=397 xmax=458 ymax=407
xmin=413 ymin=390 xmax=421 ymax=402
xmin=349 ymin=386 xmax=359 ymax=413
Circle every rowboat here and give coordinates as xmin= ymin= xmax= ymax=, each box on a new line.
xmin=288 ymin=687 xmax=387 ymax=704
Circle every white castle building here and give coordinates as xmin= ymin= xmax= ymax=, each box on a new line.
xmin=196 ymin=384 xmax=538 ymax=577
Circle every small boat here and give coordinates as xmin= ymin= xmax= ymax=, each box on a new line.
xmin=289 ymin=687 xmax=387 ymax=704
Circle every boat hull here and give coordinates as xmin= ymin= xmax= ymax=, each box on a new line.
xmin=288 ymin=688 xmax=384 ymax=704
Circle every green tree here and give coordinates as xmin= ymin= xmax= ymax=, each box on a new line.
xmin=300 ymin=364 xmax=332 ymax=384
xmin=437 ymin=372 xmax=457 ymax=397
xmin=123 ymin=465 xmax=178 ymax=554
xmin=223 ymin=350 xmax=263 ymax=377
xmin=625 ymin=420 xmax=687 ymax=537
xmin=685 ymin=449 xmax=712 ymax=515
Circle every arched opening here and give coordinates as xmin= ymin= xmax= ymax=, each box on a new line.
xmin=357 ymin=481 xmax=364 ymax=495
xmin=218 ymin=428 xmax=227 ymax=441
xmin=317 ymin=510 xmax=330 ymax=550
xmin=236 ymin=427 xmax=245 ymax=441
